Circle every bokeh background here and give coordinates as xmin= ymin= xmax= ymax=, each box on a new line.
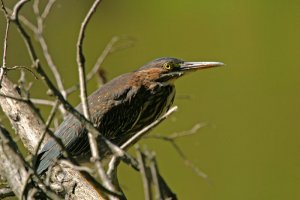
xmin=1 ymin=0 xmax=300 ymax=199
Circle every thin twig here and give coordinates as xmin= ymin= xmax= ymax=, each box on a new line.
xmin=0 ymin=92 xmax=55 ymax=121
xmin=87 ymin=36 xmax=119 ymax=80
xmin=106 ymin=106 xmax=178 ymax=183
xmin=41 ymin=0 xmax=56 ymax=20
xmin=149 ymin=152 xmax=163 ymax=200
xmin=0 ymin=0 xmax=10 ymax=87
xmin=0 ymin=92 xmax=30 ymax=103
xmin=30 ymin=98 xmax=56 ymax=106
xmin=107 ymin=156 xmax=119 ymax=179
xmin=66 ymin=36 xmax=134 ymax=95
xmin=7 ymin=65 xmax=39 ymax=79
xmin=136 ymin=146 xmax=152 ymax=200
xmin=96 ymin=68 xmax=107 ymax=84
xmin=76 ymin=0 xmax=100 ymax=175
xmin=34 ymin=0 xmax=65 ymax=98
xmin=121 ymin=106 xmax=178 ymax=150
xmin=147 ymin=150 xmax=177 ymax=200
xmin=106 ymin=106 xmax=179 ymax=198
xmin=172 ymin=141 xmax=208 ymax=180
xmin=11 ymin=0 xmax=29 ymax=21
xmin=76 ymin=0 xmax=98 ymax=121
xmin=76 ymin=0 xmax=121 ymax=198
xmin=106 ymin=157 xmax=125 ymax=198
xmin=33 ymin=0 xmax=66 ymax=115
xmin=6 ymin=7 xmax=37 ymax=32
xmin=145 ymin=123 xmax=209 ymax=180
xmin=0 ymin=0 xmax=9 ymax=66
xmin=107 ymin=106 xmax=178 ymax=183
xmin=169 ymin=123 xmax=207 ymax=139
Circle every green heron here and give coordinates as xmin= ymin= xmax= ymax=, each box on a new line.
xmin=36 ymin=57 xmax=223 ymax=174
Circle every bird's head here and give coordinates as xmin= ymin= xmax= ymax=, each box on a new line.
xmin=137 ymin=57 xmax=224 ymax=84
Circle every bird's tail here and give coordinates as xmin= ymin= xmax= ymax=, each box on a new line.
xmin=36 ymin=141 xmax=61 ymax=175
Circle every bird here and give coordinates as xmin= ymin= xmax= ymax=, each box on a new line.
xmin=36 ymin=57 xmax=223 ymax=174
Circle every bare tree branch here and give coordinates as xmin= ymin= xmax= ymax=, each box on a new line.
xmin=30 ymin=98 xmax=56 ymax=106
xmin=135 ymin=147 xmax=177 ymax=200
xmin=149 ymin=151 xmax=177 ymax=200
xmin=121 ymin=106 xmax=178 ymax=150
xmin=149 ymin=152 xmax=163 ymax=200
xmin=66 ymin=35 xmax=135 ymax=95
xmin=33 ymin=0 xmax=67 ymax=115
xmin=136 ymin=146 xmax=152 ymax=200
xmin=6 ymin=65 xmax=39 ymax=79
xmin=66 ymin=36 xmax=120 ymax=94
xmin=0 ymin=0 xmax=10 ymax=87
xmin=0 ymin=124 xmax=63 ymax=199
xmin=106 ymin=107 xmax=178 ymax=200
xmin=41 ymin=0 xmax=56 ymax=20
xmin=0 ymin=124 xmax=38 ymax=199
xmin=87 ymin=36 xmax=119 ymax=82
xmin=107 ymin=106 xmax=177 ymax=179
xmin=11 ymin=0 xmax=29 ymax=21
xmin=0 ymin=76 xmax=45 ymax=152
xmin=145 ymin=123 xmax=209 ymax=180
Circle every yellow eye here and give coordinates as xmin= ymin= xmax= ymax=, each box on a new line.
xmin=163 ymin=63 xmax=173 ymax=70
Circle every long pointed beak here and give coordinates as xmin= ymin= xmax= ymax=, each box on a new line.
xmin=179 ymin=61 xmax=224 ymax=72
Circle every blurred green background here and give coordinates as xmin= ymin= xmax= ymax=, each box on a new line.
xmin=1 ymin=0 xmax=300 ymax=199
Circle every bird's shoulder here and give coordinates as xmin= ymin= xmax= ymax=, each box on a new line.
xmin=87 ymin=72 xmax=145 ymax=103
